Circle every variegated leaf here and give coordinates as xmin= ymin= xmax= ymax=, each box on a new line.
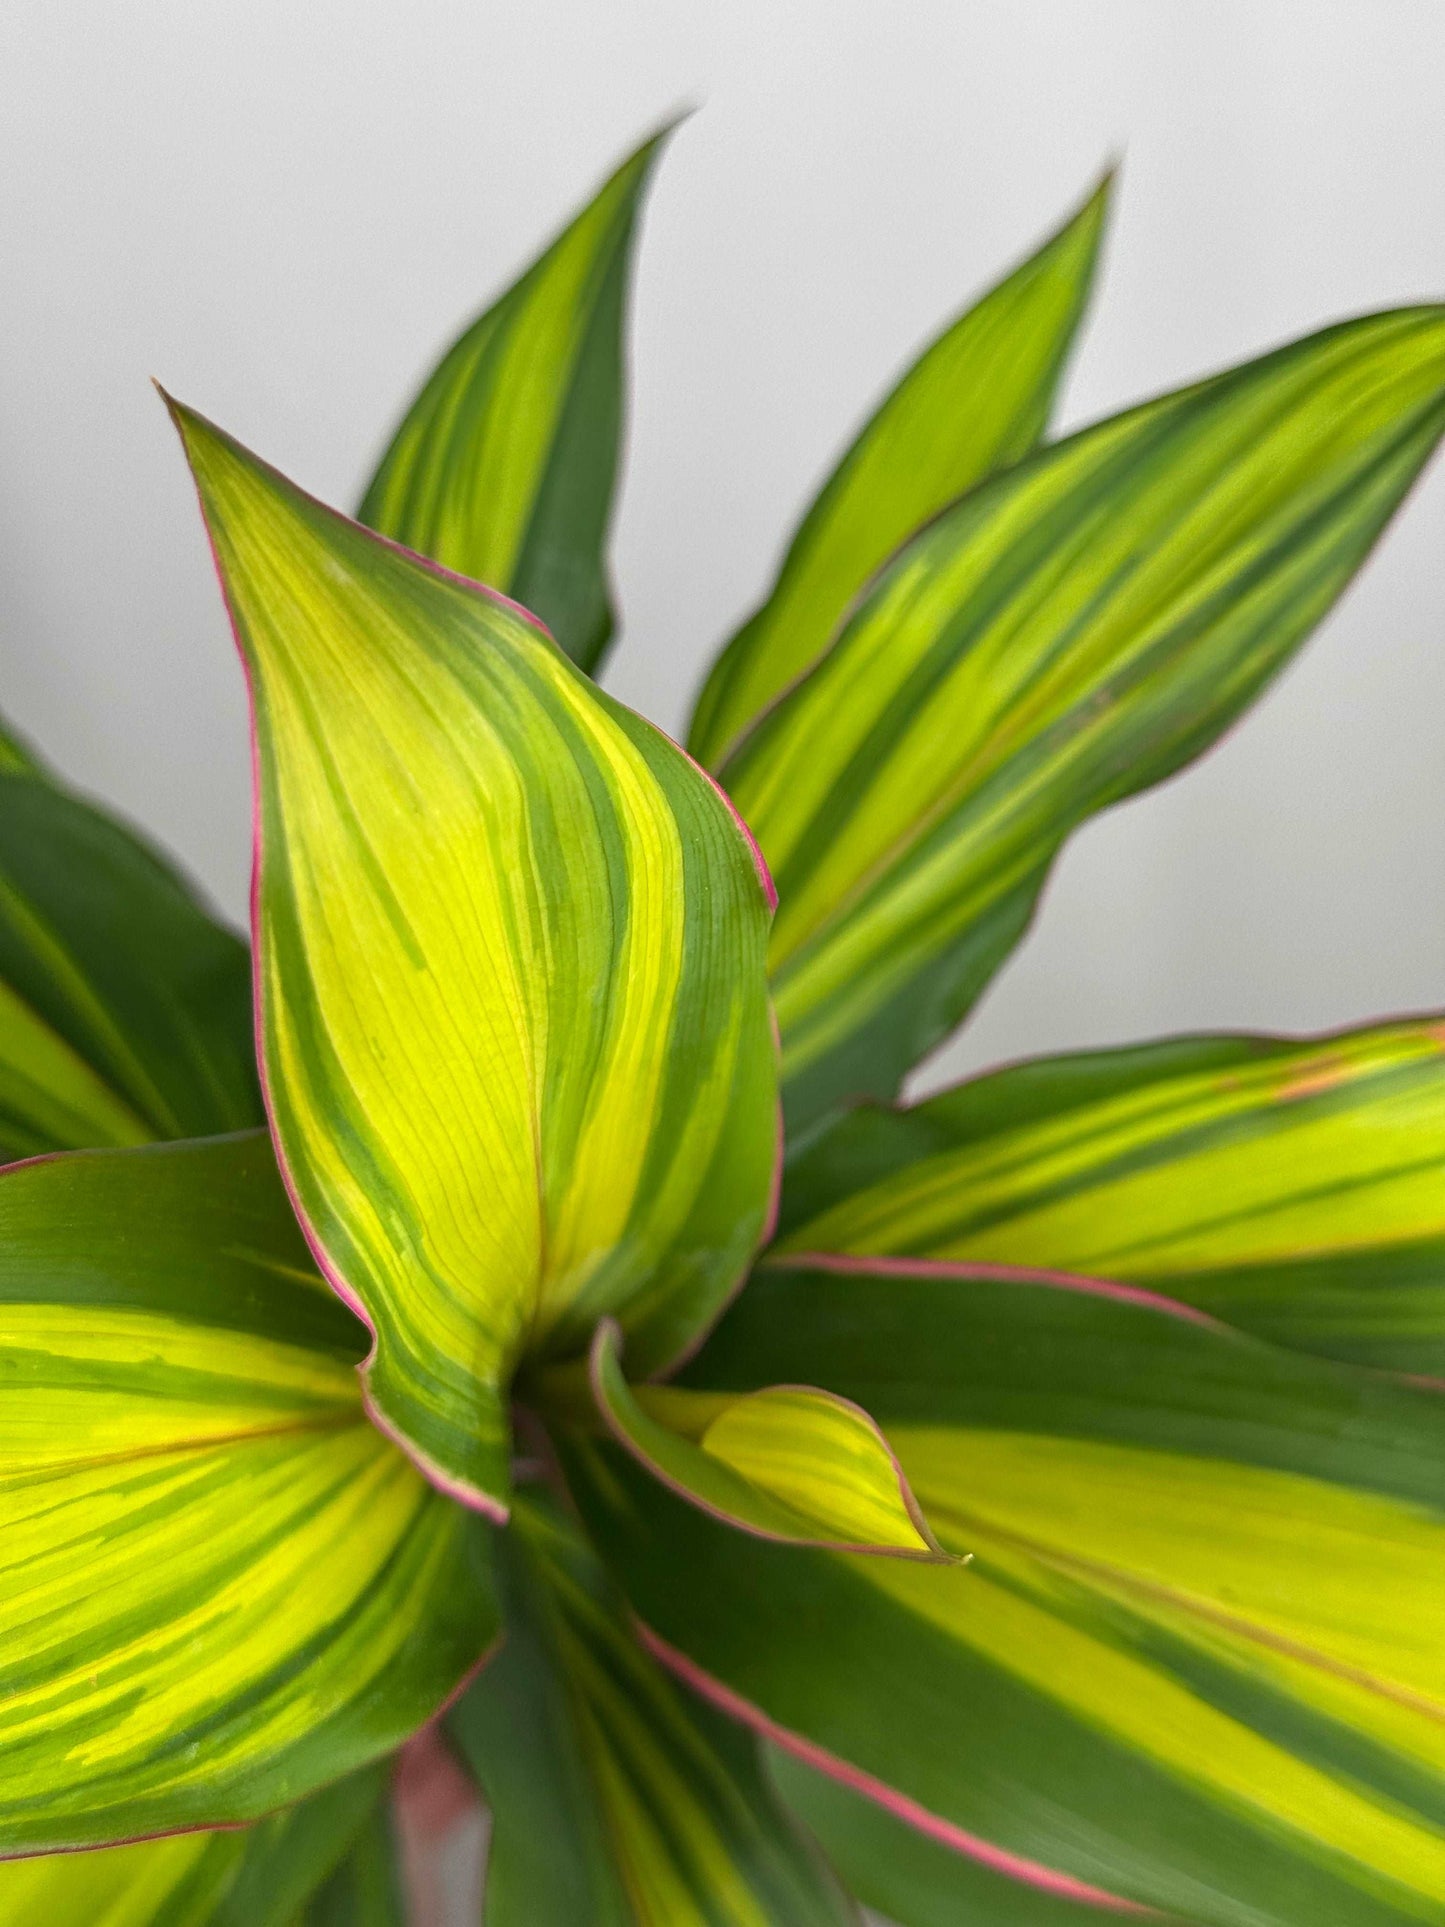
xmin=0 ymin=1134 xmax=496 ymax=1854
xmin=170 ymin=400 xmax=778 ymax=1517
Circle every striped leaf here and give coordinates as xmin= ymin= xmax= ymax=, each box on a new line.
xmin=716 ymin=308 xmax=1445 ymax=1134
xmin=0 ymin=1766 xmax=396 ymax=1927
xmin=359 ymin=130 xmax=668 ymax=671
xmin=688 ymin=175 xmax=1110 ymax=770
xmin=0 ymin=1133 xmax=497 ymax=1854
xmin=170 ymin=400 xmax=778 ymax=1518
xmin=583 ymin=1317 xmax=946 ymax=1558
xmin=779 ymin=1018 xmax=1445 ymax=1376
xmin=449 ymin=1490 xmax=856 ymax=1927
xmin=0 ymin=765 xmax=261 ymax=1161
xmin=565 ymin=1260 xmax=1445 ymax=1927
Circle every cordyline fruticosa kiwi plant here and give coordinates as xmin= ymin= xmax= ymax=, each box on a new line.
xmin=4 ymin=123 xmax=1445 ymax=1927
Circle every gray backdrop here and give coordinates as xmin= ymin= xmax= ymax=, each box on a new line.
xmin=2 ymin=0 xmax=1442 ymax=1098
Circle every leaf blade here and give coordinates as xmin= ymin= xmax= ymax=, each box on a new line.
xmin=358 ymin=129 xmax=668 ymax=670
xmin=0 ymin=1135 xmax=497 ymax=1854
xmin=720 ymin=307 xmax=1445 ymax=1132
xmin=688 ymin=175 xmax=1111 ymax=769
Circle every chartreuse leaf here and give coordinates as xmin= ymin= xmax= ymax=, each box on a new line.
xmin=581 ymin=1317 xmax=946 ymax=1558
xmin=0 ymin=1133 xmax=497 ymax=1854
xmin=0 ymin=767 xmax=261 ymax=1161
xmin=779 ymin=1018 xmax=1445 ymax=1375
xmin=169 ymin=400 xmax=778 ymax=1518
xmin=0 ymin=1765 xmax=397 ymax=1927
xmin=359 ymin=129 xmax=668 ymax=671
xmin=565 ymin=1261 xmax=1445 ymax=1927
xmin=448 ymin=1490 xmax=855 ymax=1927
xmin=688 ymin=175 xmax=1110 ymax=770
xmin=718 ymin=308 xmax=1445 ymax=1134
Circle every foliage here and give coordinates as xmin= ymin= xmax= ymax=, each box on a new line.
xmin=3 ymin=127 xmax=1444 ymax=1926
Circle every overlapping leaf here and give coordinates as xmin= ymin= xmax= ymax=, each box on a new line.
xmin=359 ymin=130 xmax=667 ymax=671
xmin=0 ymin=1765 xmax=398 ymax=1927
xmin=0 ymin=1132 xmax=496 ymax=1854
xmin=171 ymin=400 xmax=778 ymax=1517
xmin=449 ymin=1491 xmax=855 ymax=1926
xmin=0 ymin=763 xmax=260 ymax=1161
xmin=584 ymin=1318 xmax=945 ymax=1557
xmin=688 ymin=176 xmax=1110 ymax=770
xmin=716 ymin=308 xmax=1445 ymax=1133
xmin=566 ymin=1260 xmax=1445 ymax=1927
xmin=780 ymin=1018 xmax=1445 ymax=1375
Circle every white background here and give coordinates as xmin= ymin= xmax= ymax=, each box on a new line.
xmin=1 ymin=0 xmax=1442 ymax=1094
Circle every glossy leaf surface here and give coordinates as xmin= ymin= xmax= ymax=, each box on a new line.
xmin=0 ymin=767 xmax=260 ymax=1161
xmin=0 ymin=1134 xmax=496 ymax=1854
xmin=449 ymin=1491 xmax=855 ymax=1927
xmin=0 ymin=1766 xmax=394 ymax=1927
xmin=568 ymin=1261 xmax=1445 ymax=1926
xmin=718 ymin=309 xmax=1445 ymax=1132
xmin=587 ymin=1318 xmax=945 ymax=1558
xmin=172 ymin=400 xmax=778 ymax=1516
xmin=359 ymin=131 xmax=666 ymax=670
xmin=688 ymin=176 xmax=1110 ymax=769
xmin=781 ymin=1018 xmax=1445 ymax=1374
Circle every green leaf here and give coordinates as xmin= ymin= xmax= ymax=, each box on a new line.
xmin=0 ymin=1133 xmax=497 ymax=1854
xmin=688 ymin=174 xmax=1110 ymax=770
xmin=581 ymin=1317 xmax=946 ymax=1558
xmin=297 ymin=1812 xmax=405 ymax=1927
xmin=773 ymin=1753 xmax=1130 ymax=1926
xmin=778 ymin=1018 xmax=1445 ymax=1376
xmin=565 ymin=1261 xmax=1445 ymax=1927
xmin=0 ymin=1766 xmax=396 ymax=1927
xmin=358 ymin=129 xmax=668 ymax=671
xmin=449 ymin=1490 xmax=856 ymax=1927
xmin=169 ymin=399 xmax=779 ymax=1519
xmin=0 ymin=768 xmax=262 ymax=1160
xmin=717 ymin=307 xmax=1445 ymax=1135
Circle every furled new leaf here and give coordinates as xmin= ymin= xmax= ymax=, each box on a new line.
xmin=688 ymin=174 xmax=1110 ymax=769
xmin=566 ymin=1260 xmax=1445 ymax=1927
xmin=0 ymin=764 xmax=261 ymax=1161
xmin=0 ymin=1133 xmax=496 ymax=1854
xmin=780 ymin=1018 xmax=1445 ymax=1375
xmin=359 ymin=130 xmax=668 ymax=671
xmin=718 ymin=308 xmax=1445 ymax=1133
xmin=449 ymin=1490 xmax=855 ymax=1927
xmin=0 ymin=1765 xmax=396 ymax=1927
xmin=170 ymin=400 xmax=778 ymax=1517
xmin=583 ymin=1318 xmax=946 ymax=1558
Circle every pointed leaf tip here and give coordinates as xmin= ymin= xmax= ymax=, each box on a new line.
xmin=169 ymin=404 xmax=779 ymax=1516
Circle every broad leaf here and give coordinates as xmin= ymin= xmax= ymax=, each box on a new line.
xmin=170 ymin=400 xmax=778 ymax=1517
xmin=566 ymin=1261 xmax=1445 ymax=1927
xmin=0 ymin=767 xmax=261 ymax=1160
xmin=0 ymin=1766 xmax=396 ymax=1927
xmin=0 ymin=1133 xmax=497 ymax=1854
xmin=717 ymin=308 xmax=1445 ymax=1134
xmin=449 ymin=1490 xmax=855 ymax=1927
xmin=298 ymin=1815 xmax=405 ymax=1927
xmin=359 ymin=129 xmax=668 ymax=671
xmin=688 ymin=175 xmax=1111 ymax=769
xmin=583 ymin=1317 xmax=946 ymax=1558
xmin=779 ymin=1018 xmax=1445 ymax=1375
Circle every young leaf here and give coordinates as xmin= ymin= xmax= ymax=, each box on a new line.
xmin=358 ymin=130 xmax=668 ymax=672
xmin=0 ymin=767 xmax=261 ymax=1160
xmin=448 ymin=1490 xmax=856 ymax=1927
xmin=169 ymin=400 xmax=778 ymax=1518
xmin=779 ymin=1018 xmax=1445 ymax=1375
xmin=718 ymin=308 xmax=1445 ymax=1134
xmin=0 ymin=1134 xmax=497 ymax=1854
xmin=566 ymin=1263 xmax=1445 ymax=1927
xmin=688 ymin=174 xmax=1110 ymax=770
xmin=0 ymin=1766 xmax=396 ymax=1927
xmin=584 ymin=1318 xmax=946 ymax=1559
